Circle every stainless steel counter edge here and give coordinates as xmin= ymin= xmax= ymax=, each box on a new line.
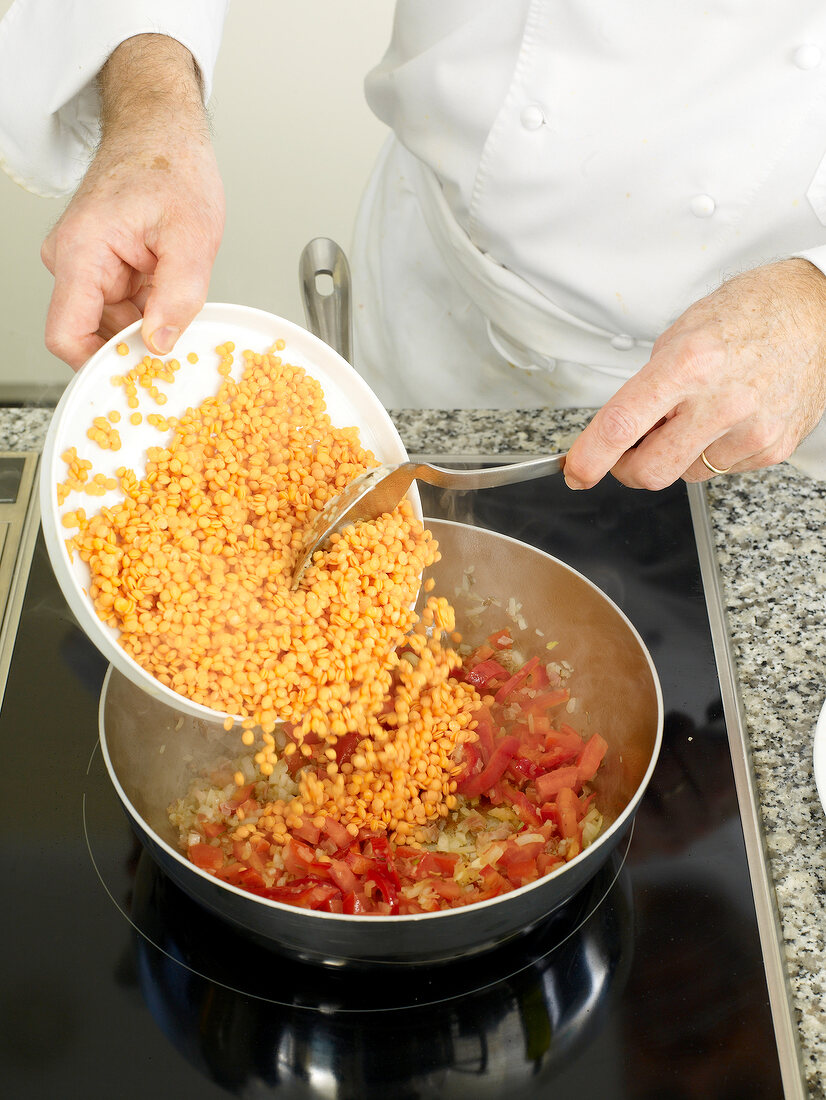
xmin=0 ymin=451 xmax=41 ymax=710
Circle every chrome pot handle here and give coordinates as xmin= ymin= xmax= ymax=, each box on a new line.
xmin=299 ymin=237 xmax=353 ymax=365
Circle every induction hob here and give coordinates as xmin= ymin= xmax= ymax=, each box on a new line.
xmin=0 ymin=451 xmax=805 ymax=1099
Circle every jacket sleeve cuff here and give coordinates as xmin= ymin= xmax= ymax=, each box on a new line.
xmin=0 ymin=0 xmax=229 ymax=198
xmin=786 ymin=248 xmax=826 ymax=477
xmin=792 ymin=245 xmax=826 ymax=281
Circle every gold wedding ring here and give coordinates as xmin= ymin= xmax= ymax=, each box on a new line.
xmin=700 ymin=450 xmax=732 ymax=476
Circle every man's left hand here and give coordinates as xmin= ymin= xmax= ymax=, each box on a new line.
xmin=563 ymin=259 xmax=826 ymax=489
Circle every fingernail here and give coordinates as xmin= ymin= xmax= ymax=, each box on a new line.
xmin=148 ymin=326 xmax=180 ymax=354
xmin=564 ymin=476 xmax=585 ymax=491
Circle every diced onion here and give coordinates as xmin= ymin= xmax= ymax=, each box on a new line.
xmin=515 ymin=832 xmax=545 ymax=845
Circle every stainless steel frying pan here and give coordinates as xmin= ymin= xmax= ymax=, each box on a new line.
xmin=99 ymin=515 xmax=662 ymax=966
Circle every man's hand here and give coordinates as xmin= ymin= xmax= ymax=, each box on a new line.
xmin=41 ymin=34 xmax=225 ymax=370
xmin=563 ymin=259 xmax=826 ymax=489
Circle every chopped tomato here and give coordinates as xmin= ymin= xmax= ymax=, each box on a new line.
xmin=363 ymin=834 xmax=394 ymax=865
xmin=319 ymin=895 xmax=344 ymax=913
xmin=322 ymin=817 xmax=353 ymax=850
xmin=577 ymin=733 xmax=609 ymax=782
xmin=497 ymin=839 xmax=545 ymax=867
xmin=536 ymin=851 xmax=564 ymax=876
xmin=505 ymin=858 xmax=539 ymax=886
xmin=232 ymin=838 xmax=269 ymax=878
xmin=424 ymin=876 xmax=464 ymax=900
xmin=471 ymin=643 xmax=496 ymax=662
xmin=545 ymin=725 xmax=584 ymax=752
xmin=214 ymin=865 xmax=268 ymax=893
xmin=292 ymin=819 xmax=321 ymax=846
xmin=219 ymin=783 xmax=255 ymax=814
xmin=539 ymin=801 xmax=560 ymax=827
xmin=522 ymin=688 xmax=570 ymax=715
xmin=456 ymin=740 xmax=482 ymax=786
xmin=501 ymin=781 xmax=542 ymax=825
xmin=333 ymin=730 xmax=361 ymax=766
xmin=214 ymin=860 xmax=248 ymax=886
xmin=328 ymin=858 xmax=358 ymax=893
xmin=556 ymin=787 xmax=581 ymax=840
xmin=537 ymin=744 xmax=581 ymax=770
xmin=413 ymin=851 xmax=460 ymax=878
xmin=507 ymin=755 xmax=544 ymax=782
xmin=487 ymin=780 xmax=505 ymax=805
xmin=188 ymin=842 xmax=224 ymax=872
xmin=523 ymin=661 xmax=550 ymax=690
xmin=342 ymin=890 xmax=367 ymax=915
xmin=263 ymin=878 xmax=340 ymax=910
xmin=559 ymin=722 xmax=585 ymax=741
xmin=285 ymin=751 xmax=304 ymax=778
xmin=236 ymin=867 xmax=267 ymax=892
xmin=472 ymin=706 xmax=496 ymax=763
xmin=579 ymin=791 xmax=597 ymax=817
xmin=534 ymin=765 xmax=581 ymax=802
xmin=393 ymin=844 xmax=427 ymax=859
xmin=465 ymin=658 xmax=509 ymax=688
xmin=526 ymin=715 xmax=553 ymax=736
xmin=282 ymin=838 xmax=316 ymax=876
xmin=399 ymin=897 xmax=428 ymax=915
xmin=365 ymin=869 xmax=400 ymax=914
xmin=493 ymin=656 xmax=541 ymax=703
xmin=474 ymin=864 xmax=511 ymax=900
xmin=456 ymin=735 xmax=521 ymax=798
xmin=343 ymin=849 xmax=375 ymax=876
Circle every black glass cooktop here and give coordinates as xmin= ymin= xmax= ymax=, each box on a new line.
xmin=0 ymin=459 xmax=798 ymax=1098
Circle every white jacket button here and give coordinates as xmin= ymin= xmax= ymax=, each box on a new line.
xmin=794 ymin=44 xmax=822 ymax=70
xmin=610 ymin=334 xmax=635 ymax=351
xmin=520 ymin=104 xmax=545 ymax=130
xmin=690 ymin=194 xmax=716 ymax=217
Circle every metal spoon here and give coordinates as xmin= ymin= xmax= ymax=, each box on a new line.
xmin=291 ymin=452 xmax=568 ymax=585
xmin=293 ymin=237 xmax=567 ymax=585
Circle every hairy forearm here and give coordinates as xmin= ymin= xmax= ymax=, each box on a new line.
xmin=98 ymin=33 xmax=209 ymax=145
xmin=42 ymin=32 xmax=225 ymax=368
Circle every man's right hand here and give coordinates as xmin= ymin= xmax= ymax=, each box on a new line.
xmin=40 ymin=33 xmax=225 ymax=370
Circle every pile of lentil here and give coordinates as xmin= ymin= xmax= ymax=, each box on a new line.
xmin=61 ymin=340 xmax=482 ymax=840
xmin=169 ymin=630 xmax=608 ymax=914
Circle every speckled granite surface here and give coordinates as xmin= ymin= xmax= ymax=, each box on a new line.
xmin=0 ymin=406 xmax=52 ymax=452
xmin=7 ymin=403 xmax=825 ymax=1096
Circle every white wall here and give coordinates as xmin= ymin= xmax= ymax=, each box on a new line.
xmin=0 ymin=0 xmax=393 ymax=400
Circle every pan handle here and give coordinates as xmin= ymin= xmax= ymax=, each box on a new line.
xmin=299 ymin=237 xmax=353 ymax=365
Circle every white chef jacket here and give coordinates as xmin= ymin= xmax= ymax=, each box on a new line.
xmin=0 ymin=0 xmax=228 ymax=197
xmin=2 ymin=0 xmax=826 ymax=475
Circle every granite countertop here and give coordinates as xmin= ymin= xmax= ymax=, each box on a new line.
xmin=7 ymin=404 xmax=825 ymax=1096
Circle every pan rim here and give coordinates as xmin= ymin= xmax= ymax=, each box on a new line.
xmin=98 ymin=517 xmax=664 ymax=925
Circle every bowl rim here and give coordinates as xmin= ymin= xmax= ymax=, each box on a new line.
xmin=41 ymin=302 xmax=420 ymax=724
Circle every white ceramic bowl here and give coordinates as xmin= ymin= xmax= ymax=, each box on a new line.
xmin=40 ymin=302 xmax=421 ymax=722
xmin=813 ymin=697 xmax=826 ymax=816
